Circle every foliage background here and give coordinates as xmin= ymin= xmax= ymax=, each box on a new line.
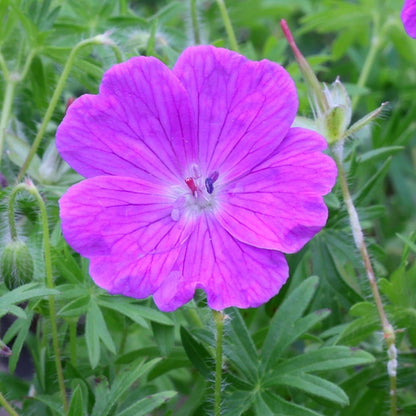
xmin=0 ymin=0 xmax=415 ymax=415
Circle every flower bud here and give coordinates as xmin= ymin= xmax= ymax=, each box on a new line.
xmin=281 ymin=20 xmax=384 ymax=144
xmin=1 ymin=240 xmax=34 ymax=290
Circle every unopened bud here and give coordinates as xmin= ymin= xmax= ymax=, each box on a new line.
xmin=1 ymin=240 xmax=34 ymax=290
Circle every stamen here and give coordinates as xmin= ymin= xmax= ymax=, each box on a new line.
xmin=205 ymin=177 xmax=214 ymax=194
xmin=209 ymin=171 xmax=219 ymax=182
xmin=185 ymin=177 xmax=197 ymax=193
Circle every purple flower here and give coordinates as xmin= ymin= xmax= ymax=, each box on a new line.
xmin=57 ymin=46 xmax=337 ymax=312
xmin=402 ymin=0 xmax=416 ymax=38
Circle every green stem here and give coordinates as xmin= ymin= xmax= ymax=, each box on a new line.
xmin=190 ymin=0 xmax=201 ymax=44
xmin=0 ymin=53 xmax=9 ymax=77
xmin=0 ymin=81 xmax=16 ymax=167
xmin=212 ymin=310 xmax=225 ymax=416
xmin=69 ymin=319 xmax=77 ymax=367
xmin=183 ymin=306 xmax=204 ymax=328
xmin=7 ymin=184 xmax=21 ymax=241
xmin=17 ymin=35 xmax=118 ymax=182
xmin=331 ymin=141 xmax=397 ymax=416
xmin=0 ymin=51 xmax=36 ymax=168
xmin=351 ymin=21 xmax=381 ymax=111
xmin=215 ymin=0 xmax=239 ymax=52
xmin=7 ymin=181 xmax=68 ymax=412
xmin=0 ymin=392 xmax=20 ymax=416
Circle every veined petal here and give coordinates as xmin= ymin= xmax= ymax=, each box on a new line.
xmin=153 ymin=215 xmax=289 ymax=311
xmin=216 ymin=128 xmax=337 ymax=253
xmin=402 ymin=0 xmax=416 ymax=38
xmin=88 ymin=247 xmax=181 ymax=299
xmin=59 ymin=176 xmax=193 ymax=257
xmin=173 ymin=46 xmax=297 ymax=181
xmin=57 ymin=56 xmax=197 ymax=182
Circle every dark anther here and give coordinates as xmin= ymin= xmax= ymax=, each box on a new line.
xmin=205 ymin=177 xmax=214 ymax=194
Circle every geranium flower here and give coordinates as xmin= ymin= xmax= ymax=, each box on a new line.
xmin=402 ymin=0 xmax=416 ymax=38
xmin=57 ymin=46 xmax=336 ymax=312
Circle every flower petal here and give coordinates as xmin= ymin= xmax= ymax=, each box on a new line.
xmin=173 ymin=46 xmax=298 ymax=181
xmin=153 ymin=216 xmax=289 ymax=311
xmin=216 ymin=127 xmax=337 ymax=253
xmin=402 ymin=0 xmax=416 ymax=38
xmin=88 ymin=247 xmax=181 ymax=299
xmin=57 ymin=56 xmax=197 ymax=182
xmin=59 ymin=176 xmax=193 ymax=257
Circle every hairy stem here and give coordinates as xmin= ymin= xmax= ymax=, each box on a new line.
xmin=0 ymin=392 xmax=20 ymax=416
xmin=0 ymin=51 xmax=36 ymax=168
xmin=213 ymin=310 xmax=225 ymax=416
xmin=17 ymin=35 xmax=119 ymax=182
xmin=331 ymin=141 xmax=397 ymax=416
xmin=0 ymin=82 xmax=15 ymax=167
xmin=215 ymin=0 xmax=239 ymax=52
xmin=7 ymin=181 xmax=68 ymax=412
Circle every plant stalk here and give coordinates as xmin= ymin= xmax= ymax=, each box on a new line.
xmin=17 ymin=35 xmax=120 ymax=182
xmin=0 ymin=392 xmax=20 ymax=416
xmin=7 ymin=181 xmax=68 ymax=412
xmin=215 ymin=0 xmax=239 ymax=52
xmin=0 ymin=51 xmax=35 ymax=168
xmin=351 ymin=18 xmax=381 ymax=111
xmin=331 ymin=141 xmax=397 ymax=416
xmin=212 ymin=310 xmax=225 ymax=416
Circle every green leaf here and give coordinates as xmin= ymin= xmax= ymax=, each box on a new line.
xmin=91 ymin=358 xmax=161 ymax=416
xmin=0 ymin=283 xmax=58 ymax=310
xmin=357 ymin=146 xmax=404 ymax=164
xmin=261 ymin=276 xmax=319 ymax=367
xmin=5 ymin=310 xmax=34 ymax=374
xmin=223 ymin=391 xmax=255 ymax=416
xmin=180 ymin=326 xmax=214 ymax=378
xmin=273 ymin=346 xmax=374 ymax=374
xmin=353 ymin=157 xmax=391 ymax=205
xmin=5 ymin=128 xmax=41 ymax=178
xmin=396 ymin=233 xmax=416 ymax=254
xmin=261 ymin=391 xmax=322 ymax=416
xmin=58 ymin=295 xmax=90 ymax=317
xmin=225 ymin=308 xmax=259 ymax=382
xmin=85 ymin=304 xmax=101 ymax=369
xmin=97 ymin=296 xmax=173 ymax=327
xmin=147 ymin=349 xmax=190 ymax=380
xmin=87 ymin=302 xmax=116 ymax=359
xmin=116 ymin=391 xmax=176 ymax=416
xmin=262 ymin=373 xmax=349 ymax=405
xmin=338 ymin=302 xmax=380 ymax=345
xmin=33 ymin=394 xmax=64 ymax=415
xmin=68 ymin=385 xmax=85 ymax=416
xmin=152 ymin=322 xmax=175 ymax=356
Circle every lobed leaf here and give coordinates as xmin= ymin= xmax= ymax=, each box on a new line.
xmin=116 ymin=391 xmax=177 ymax=416
xmin=261 ymin=276 xmax=319 ymax=367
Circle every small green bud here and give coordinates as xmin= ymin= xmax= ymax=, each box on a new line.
xmin=1 ymin=240 xmax=34 ymax=290
xmin=323 ymin=106 xmax=349 ymax=144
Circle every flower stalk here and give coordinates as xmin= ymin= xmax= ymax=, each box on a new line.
xmin=7 ymin=181 xmax=68 ymax=412
xmin=213 ymin=310 xmax=225 ymax=416
xmin=0 ymin=50 xmax=35 ymax=168
xmin=330 ymin=142 xmax=397 ymax=416
xmin=215 ymin=0 xmax=239 ymax=52
xmin=0 ymin=392 xmax=20 ymax=416
xmin=282 ymin=20 xmax=397 ymax=416
xmin=17 ymin=35 xmax=121 ymax=182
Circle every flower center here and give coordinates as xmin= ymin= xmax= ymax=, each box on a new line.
xmin=170 ymin=165 xmax=220 ymax=221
